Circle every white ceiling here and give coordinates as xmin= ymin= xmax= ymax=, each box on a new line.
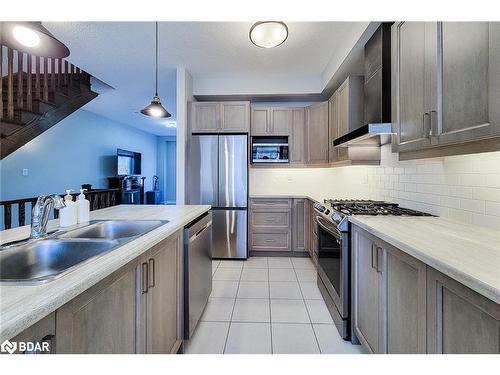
xmin=44 ymin=22 xmax=369 ymax=135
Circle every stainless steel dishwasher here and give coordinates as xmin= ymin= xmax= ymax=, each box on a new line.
xmin=184 ymin=212 xmax=213 ymax=339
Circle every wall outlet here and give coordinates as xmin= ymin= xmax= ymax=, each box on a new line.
xmin=22 ymin=168 xmax=28 ymax=176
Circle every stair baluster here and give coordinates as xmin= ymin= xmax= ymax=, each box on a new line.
xmin=43 ymin=57 xmax=48 ymax=102
xmin=27 ymin=54 xmax=33 ymax=111
xmin=17 ymin=51 xmax=23 ymax=110
xmin=7 ymin=48 xmax=14 ymax=120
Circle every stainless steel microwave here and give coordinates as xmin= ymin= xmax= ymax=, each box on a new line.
xmin=251 ymin=136 xmax=289 ymax=163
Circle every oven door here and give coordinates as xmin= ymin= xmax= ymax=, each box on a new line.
xmin=316 ymin=215 xmax=349 ymax=318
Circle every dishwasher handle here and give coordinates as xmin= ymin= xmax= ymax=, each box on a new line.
xmin=189 ymin=220 xmax=212 ymax=243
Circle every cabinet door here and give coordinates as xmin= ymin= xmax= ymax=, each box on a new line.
xmin=437 ymin=22 xmax=500 ymax=145
xmin=392 ymin=22 xmax=436 ymax=151
xmin=220 ymin=102 xmax=250 ymax=132
xmin=146 ymin=232 xmax=183 ymax=354
xmin=56 ymin=259 xmax=139 ymax=354
xmin=427 ymin=267 xmax=500 ymax=354
xmin=352 ymin=227 xmax=384 ymax=354
xmin=190 ymin=102 xmax=220 ymax=133
xmin=290 ymin=108 xmax=305 ymax=164
xmin=328 ymin=93 xmax=338 ymax=163
xmin=270 ymin=108 xmax=291 ymax=135
xmin=10 ymin=313 xmax=56 ymax=354
xmin=292 ymin=198 xmax=308 ymax=253
xmin=251 ymin=107 xmax=270 ymax=135
xmin=336 ymin=82 xmax=349 ymax=161
xmin=385 ymin=245 xmax=427 ymax=353
xmin=305 ymin=102 xmax=329 ymax=164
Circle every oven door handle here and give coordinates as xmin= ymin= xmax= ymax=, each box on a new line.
xmin=316 ymin=216 xmax=342 ymax=239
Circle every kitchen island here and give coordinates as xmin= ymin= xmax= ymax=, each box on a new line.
xmin=0 ymin=204 xmax=210 ymax=352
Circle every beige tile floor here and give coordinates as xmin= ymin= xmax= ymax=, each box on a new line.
xmin=184 ymin=256 xmax=365 ymax=354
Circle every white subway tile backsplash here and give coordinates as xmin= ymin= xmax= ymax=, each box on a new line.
xmin=251 ymin=147 xmax=500 ymax=230
xmin=459 ymin=199 xmax=486 ymax=214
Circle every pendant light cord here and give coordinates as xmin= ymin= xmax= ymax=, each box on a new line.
xmin=155 ymin=21 xmax=158 ymax=96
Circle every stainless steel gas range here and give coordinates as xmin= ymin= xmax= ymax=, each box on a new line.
xmin=312 ymin=199 xmax=433 ymax=342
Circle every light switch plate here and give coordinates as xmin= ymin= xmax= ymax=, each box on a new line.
xmin=22 ymin=168 xmax=28 ymax=176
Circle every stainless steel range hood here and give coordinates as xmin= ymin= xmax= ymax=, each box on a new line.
xmin=333 ymin=23 xmax=393 ymax=149
xmin=333 ymin=123 xmax=392 ymax=147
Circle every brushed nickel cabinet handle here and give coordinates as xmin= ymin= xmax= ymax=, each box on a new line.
xmin=148 ymin=258 xmax=155 ymax=288
xmin=423 ymin=112 xmax=431 ymax=137
xmin=371 ymin=243 xmax=378 ymax=270
xmin=430 ymin=110 xmax=438 ymax=137
xmin=141 ymin=262 xmax=149 ymax=294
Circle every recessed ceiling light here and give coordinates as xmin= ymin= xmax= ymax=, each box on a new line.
xmin=12 ymin=25 xmax=40 ymax=47
xmin=249 ymin=21 xmax=288 ymax=49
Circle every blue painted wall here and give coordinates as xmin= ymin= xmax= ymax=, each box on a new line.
xmin=0 ymin=109 xmax=158 ymax=204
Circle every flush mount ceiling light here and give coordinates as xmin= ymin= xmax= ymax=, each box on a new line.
xmin=249 ymin=21 xmax=288 ymax=48
xmin=0 ymin=22 xmax=70 ymax=58
xmin=141 ymin=22 xmax=171 ymax=119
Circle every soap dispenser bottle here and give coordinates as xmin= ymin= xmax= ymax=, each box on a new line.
xmin=77 ymin=189 xmax=90 ymax=223
xmin=59 ymin=190 xmax=78 ymax=227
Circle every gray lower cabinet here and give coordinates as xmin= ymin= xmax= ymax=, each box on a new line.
xmin=426 ymin=267 xmax=500 ymax=354
xmin=10 ymin=313 xmax=56 ymax=354
xmin=249 ymin=198 xmax=292 ymax=253
xmin=352 ymin=226 xmax=385 ymax=354
xmin=56 ymin=257 xmax=139 ymax=354
xmin=352 ymin=223 xmax=500 ymax=354
xmin=144 ymin=232 xmax=183 ymax=354
xmin=291 ymin=198 xmax=309 ymax=254
xmin=56 ymin=232 xmax=183 ymax=354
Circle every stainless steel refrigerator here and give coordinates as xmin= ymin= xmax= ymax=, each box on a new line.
xmin=188 ymin=135 xmax=248 ymax=259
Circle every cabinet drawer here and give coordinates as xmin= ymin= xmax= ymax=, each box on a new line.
xmin=251 ymin=210 xmax=290 ymax=228
xmin=249 ymin=198 xmax=292 ymax=208
xmin=251 ymin=232 xmax=290 ymax=251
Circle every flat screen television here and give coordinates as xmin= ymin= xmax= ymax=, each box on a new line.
xmin=117 ymin=148 xmax=142 ymax=176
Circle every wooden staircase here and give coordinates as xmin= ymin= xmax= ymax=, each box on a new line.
xmin=1 ymin=45 xmax=98 ymax=159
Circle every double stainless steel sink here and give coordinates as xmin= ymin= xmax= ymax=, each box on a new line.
xmin=0 ymin=220 xmax=168 ymax=283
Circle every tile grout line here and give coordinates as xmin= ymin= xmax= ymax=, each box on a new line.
xmin=266 ymin=257 xmax=273 ymax=354
xmin=292 ymin=258 xmax=322 ymax=354
xmin=222 ymin=262 xmax=242 ymax=354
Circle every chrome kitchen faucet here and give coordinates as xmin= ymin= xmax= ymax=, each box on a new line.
xmin=30 ymin=195 xmax=66 ymax=239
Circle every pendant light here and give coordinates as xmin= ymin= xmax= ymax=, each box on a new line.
xmin=0 ymin=22 xmax=70 ymax=58
xmin=141 ymin=22 xmax=171 ymax=118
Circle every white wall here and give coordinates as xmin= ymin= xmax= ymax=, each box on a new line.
xmin=250 ymin=146 xmax=500 ymax=230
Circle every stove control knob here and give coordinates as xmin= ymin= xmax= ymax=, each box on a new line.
xmin=324 ymin=209 xmax=330 ymax=215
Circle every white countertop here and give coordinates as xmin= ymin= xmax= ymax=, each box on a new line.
xmin=0 ymin=204 xmax=210 ymax=342
xmin=349 ymin=215 xmax=500 ymax=304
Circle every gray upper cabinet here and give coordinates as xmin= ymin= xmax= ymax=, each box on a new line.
xmin=332 ymin=76 xmax=364 ymax=162
xmin=190 ymin=101 xmax=250 ymax=133
xmin=427 ymin=267 xmax=500 ymax=354
xmin=392 ymin=22 xmax=500 ymax=155
xmin=290 ymin=108 xmax=306 ymax=164
xmin=305 ymin=101 xmax=329 ymax=164
xmin=328 ymin=92 xmax=339 ymax=163
xmin=250 ymin=107 xmax=291 ymax=136
xmin=392 ymin=22 xmax=436 ymax=152
xmin=251 ymin=107 xmax=270 ymax=135
xmin=438 ymin=22 xmax=500 ymax=145
xmin=219 ymin=102 xmax=250 ymax=132
xmin=190 ymin=102 xmax=220 ymax=133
